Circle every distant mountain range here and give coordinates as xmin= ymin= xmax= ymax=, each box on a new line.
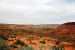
xmin=0 ymin=24 xmax=59 ymax=29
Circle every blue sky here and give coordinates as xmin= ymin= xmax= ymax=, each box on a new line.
xmin=0 ymin=0 xmax=75 ymax=24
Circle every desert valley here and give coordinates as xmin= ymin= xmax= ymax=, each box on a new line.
xmin=0 ymin=22 xmax=75 ymax=50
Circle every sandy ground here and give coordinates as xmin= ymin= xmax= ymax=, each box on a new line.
xmin=7 ymin=35 xmax=75 ymax=50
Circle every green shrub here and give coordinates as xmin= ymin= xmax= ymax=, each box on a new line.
xmin=0 ymin=38 xmax=10 ymax=50
xmin=10 ymin=44 xmax=17 ymax=48
xmin=21 ymin=42 xmax=25 ymax=46
xmin=40 ymin=41 xmax=46 ymax=44
xmin=14 ymin=39 xmax=22 ymax=45
xmin=0 ymin=34 xmax=8 ymax=40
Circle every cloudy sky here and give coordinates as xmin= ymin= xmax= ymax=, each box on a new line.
xmin=0 ymin=0 xmax=75 ymax=24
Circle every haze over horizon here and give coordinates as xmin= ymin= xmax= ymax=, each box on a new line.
xmin=0 ymin=0 xmax=75 ymax=24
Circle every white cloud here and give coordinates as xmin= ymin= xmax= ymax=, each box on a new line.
xmin=0 ymin=0 xmax=75 ymax=24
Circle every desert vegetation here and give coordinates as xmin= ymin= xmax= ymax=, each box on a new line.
xmin=0 ymin=22 xmax=75 ymax=50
